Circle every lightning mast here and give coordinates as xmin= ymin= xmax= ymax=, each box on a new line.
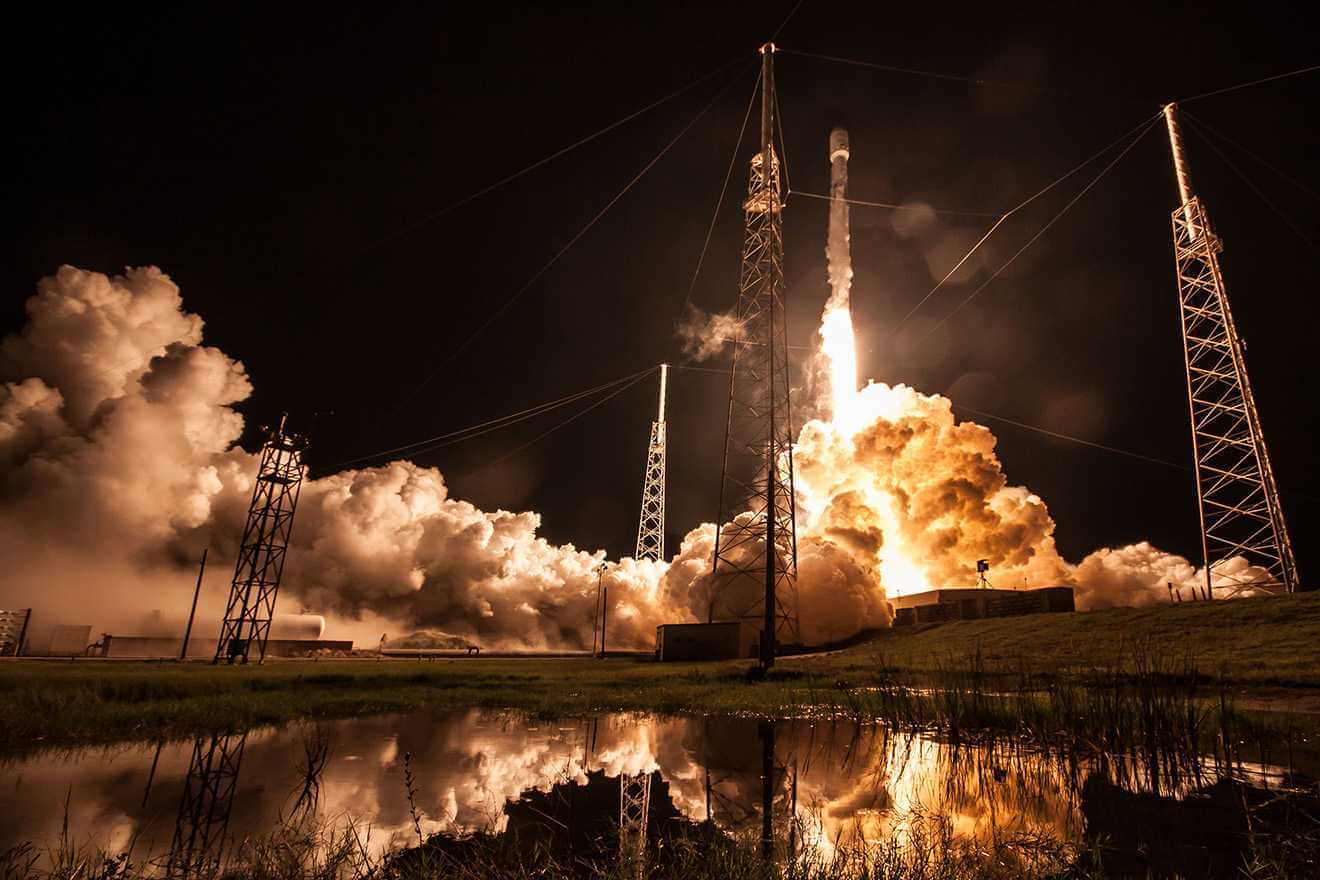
xmin=710 ymin=43 xmax=798 ymax=667
xmin=634 ymin=364 xmax=667 ymax=561
xmin=214 ymin=416 xmax=307 ymax=663
xmin=1163 ymin=102 xmax=1298 ymax=596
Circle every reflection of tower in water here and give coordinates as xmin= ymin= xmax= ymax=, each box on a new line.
xmin=165 ymin=733 xmax=248 ymax=877
xmin=699 ymin=717 xmax=797 ymax=856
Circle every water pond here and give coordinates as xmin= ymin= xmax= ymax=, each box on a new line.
xmin=2 ymin=709 xmax=1314 ymax=877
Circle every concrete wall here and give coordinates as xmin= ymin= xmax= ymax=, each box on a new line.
xmin=656 ymin=622 xmax=758 ymax=662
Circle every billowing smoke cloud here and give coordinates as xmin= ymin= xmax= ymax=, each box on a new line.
xmin=674 ymin=304 xmax=743 ymax=362
xmin=0 ymin=267 xmax=677 ymax=650
xmin=0 ymin=265 xmax=1239 ymax=655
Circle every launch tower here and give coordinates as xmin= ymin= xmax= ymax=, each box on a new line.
xmin=214 ymin=416 xmax=308 ymax=663
xmin=1163 ymin=103 xmax=1298 ymax=596
xmin=710 ymin=44 xmax=799 ymax=667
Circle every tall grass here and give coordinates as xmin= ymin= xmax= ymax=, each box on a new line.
xmin=2 ymin=810 xmax=1105 ymax=880
xmin=821 ymin=638 xmax=1271 ymax=772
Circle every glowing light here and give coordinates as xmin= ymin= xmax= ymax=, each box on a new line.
xmin=819 ymin=300 xmax=860 ymax=429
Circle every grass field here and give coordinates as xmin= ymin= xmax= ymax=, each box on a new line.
xmin=835 ymin=588 xmax=1320 ymax=687
xmin=2 ymin=591 xmax=1318 ymax=752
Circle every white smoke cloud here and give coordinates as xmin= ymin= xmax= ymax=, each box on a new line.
xmin=674 ymin=304 xmax=743 ymax=362
xmin=0 ymin=267 xmax=687 ymax=651
xmin=0 ymin=265 xmax=1247 ymax=655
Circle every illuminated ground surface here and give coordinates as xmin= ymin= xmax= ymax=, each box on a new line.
xmin=3 ymin=592 xmax=1319 ymax=752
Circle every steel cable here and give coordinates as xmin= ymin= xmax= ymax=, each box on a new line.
xmin=355 ymin=56 xmax=745 ymax=256
xmin=402 ymin=60 xmax=751 ymax=403
xmin=1178 ymin=63 xmax=1320 ymax=104
xmin=1182 ymin=114 xmax=1319 ymax=254
xmin=910 ymin=114 xmax=1164 ymax=343
xmin=681 ymin=68 xmax=762 ymax=313
xmin=887 ymin=112 xmax=1164 ymax=342
xmin=469 ymin=368 xmax=657 ymax=473
xmin=328 ymin=366 xmax=657 ymax=469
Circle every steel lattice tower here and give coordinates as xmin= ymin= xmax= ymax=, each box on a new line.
xmin=214 ymin=416 xmax=307 ymax=663
xmin=634 ymin=365 xmax=668 ymax=561
xmin=166 ymin=733 xmax=248 ymax=877
xmin=619 ymin=771 xmax=652 ymax=876
xmin=1164 ymin=103 xmax=1298 ymax=597
xmin=710 ymin=43 xmax=798 ymax=665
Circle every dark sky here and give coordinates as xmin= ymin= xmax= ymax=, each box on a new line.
xmin=9 ymin=3 xmax=1317 ymax=581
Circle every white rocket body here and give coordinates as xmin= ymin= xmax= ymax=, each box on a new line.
xmin=827 ymin=128 xmax=853 ymax=297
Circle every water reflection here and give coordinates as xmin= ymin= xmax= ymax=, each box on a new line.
xmin=166 ymin=734 xmax=248 ymax=877
xmin=0 ymin=710 xmax=1309 ymax=876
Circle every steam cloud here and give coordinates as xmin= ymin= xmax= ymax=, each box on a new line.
xmin=674 ymin=304 xmax=743 ymax=362
xmin=0 ymin=265 xmax=1247 ymax=653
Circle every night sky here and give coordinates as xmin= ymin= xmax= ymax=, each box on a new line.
xmin=9 ymin=3 xmax=1317 ymax=583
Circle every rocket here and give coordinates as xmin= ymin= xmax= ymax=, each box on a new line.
xmin=827 ymin=128 xmax=852 ymax=298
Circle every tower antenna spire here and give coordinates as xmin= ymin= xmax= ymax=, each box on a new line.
xmin=1163 ymin=101 xmax=1298 ymax=597
xmin=634 ymin=364 xmax=667 ymax=561
xmin=709 ymin=43 xmax=799 ymax=669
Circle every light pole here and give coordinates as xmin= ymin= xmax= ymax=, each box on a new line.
xmin=591 ymin=563 xmax=608 ymax=656
xmin=593 ymin=563 xmax=608 ymax=658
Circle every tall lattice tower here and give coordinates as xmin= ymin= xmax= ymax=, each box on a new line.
xmin=710 ymin=43 xmax=798 ymax=666
xmin=1163 ymin=103 xmax=1298 ymax=596
xmin=634 ymin=364 xmax=667 ymax=561
xmin=214 ymin=416 xmax=307 ymax=663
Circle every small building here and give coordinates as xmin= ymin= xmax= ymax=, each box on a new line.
xmin=655 ymin=621 xmax=759 ymax=662
xmin=891 ymin=586 xmax=1074 ymax=626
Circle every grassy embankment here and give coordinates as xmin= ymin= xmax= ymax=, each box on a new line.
xmin=2 ymin=591 xmax=1319 ymax=751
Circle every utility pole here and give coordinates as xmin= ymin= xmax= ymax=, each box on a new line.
xmin=1163 ymin=103 xmax=1298 ymax=597
xmin=180 ymin=548 xmax=207 ymax=660
xmin=634 ymin=365 xmax=668 ymax=561
xmin=710 ymin=43 xmax=798 ymax=670
xmin=214 ymin=415 xmax=307 ymax=664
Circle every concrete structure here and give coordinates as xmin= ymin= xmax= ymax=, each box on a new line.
xmin=891 ymin=587 xmax=1074 ymax=626
xmin=96 ymin=635 xmax=352 ymax=658
xmin=655 ymin=621 xmax=759 ymax=662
